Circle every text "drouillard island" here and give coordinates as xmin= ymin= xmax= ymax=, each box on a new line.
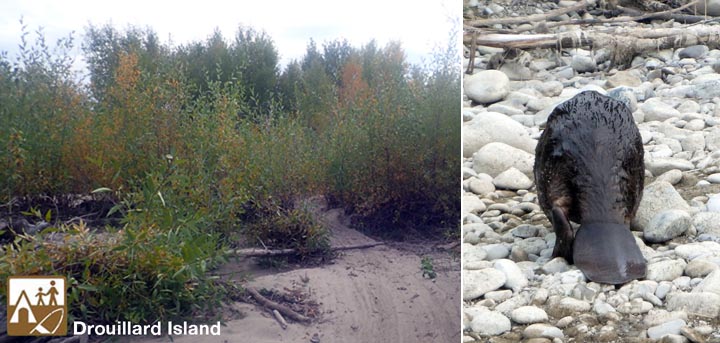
xmin=73 ymin=321 xmax=222 ymax=336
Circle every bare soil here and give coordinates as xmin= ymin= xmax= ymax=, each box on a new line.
xmin=129 ymin=205 xmax=460 ymax=343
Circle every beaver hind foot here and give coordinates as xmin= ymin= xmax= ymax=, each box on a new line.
xmin=573 ymin=223 xmax=647 ymax=284
xmin=550 ymin=206 xmax=575 ymax=263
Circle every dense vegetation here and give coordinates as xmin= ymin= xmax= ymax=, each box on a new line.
xmin=0 ymin=22 xmax=460 ymax=324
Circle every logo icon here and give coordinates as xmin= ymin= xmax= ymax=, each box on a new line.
xmin=7 ymin=276 xmax=67 ymax=336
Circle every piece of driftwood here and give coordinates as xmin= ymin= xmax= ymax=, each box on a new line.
xmin=507 ymin=0 xmax=702 ymax=32
xmin=618 ymin=3 xmax=709 ymax=24
xmin=272 ymin=309 xmax=289 ymax=329
xmin=230 ymin=241 xmax=385 ymax=257
xmin=466 ymin=0 xmax=598 ymax=27
xmin=246 ymin=287 xmax=311 ymax=323
xmin=464 ymin=24 xmax=720 ymax=51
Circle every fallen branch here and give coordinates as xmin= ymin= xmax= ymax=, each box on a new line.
xmin=229 ymin=241 xmax=385 ymax=257
xmin=246 ymin=287 xmax=311 ymax=323
xmin=272 ymin=309 xmax=288 ymax=329
xmin=617 ymin=2 xmax=708 ymax=24
xmin=467 ymin=0 xmax=598 ymax=27
xmin=464 ymin=24 xmax=720 ymax=51
xmin=508 ymin=0 xmax=702 ymax=32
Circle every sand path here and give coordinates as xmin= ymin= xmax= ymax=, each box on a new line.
xmin=130 ymin=205 xmax=459 ymax=343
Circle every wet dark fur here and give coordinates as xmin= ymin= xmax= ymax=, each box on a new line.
xmin=534 ymin=90 xmax=646 ymax=284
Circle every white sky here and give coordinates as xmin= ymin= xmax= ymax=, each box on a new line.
xmin=0 ymin=0 xmax=459 ymax=73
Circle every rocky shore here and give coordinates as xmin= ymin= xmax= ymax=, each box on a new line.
xmin=463 ymin=1 xmax=720 ymax=342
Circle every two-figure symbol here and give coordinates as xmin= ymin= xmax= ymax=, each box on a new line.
xmin=34 ymin=280 xmax=59 ymax=306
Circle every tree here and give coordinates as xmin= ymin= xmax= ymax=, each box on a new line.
xmin=322 ymin=39 xmax=353 ymax=87
xmin=277 ymin=60 xmax=302 ymax=114
xmin=300 ymin=39 xmax=323 ymax=72
xmin=83 ymin=24 xmax=162 ymax=102
xmin=232 ymin=26 xmax=279 ymax=114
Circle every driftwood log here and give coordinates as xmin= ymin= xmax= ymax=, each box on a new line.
xmin=466 ymin=0 xmax=598 ymax=27
xmin=246 ymin=287 xmax=311 ymax=323
xmin=464 ymin=24 xmax=719 ymax=66
xmin=230 ymin=241 xmax=385 ymax=257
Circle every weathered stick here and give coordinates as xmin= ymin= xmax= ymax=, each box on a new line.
xmin=464 ymin=24 xmax=720 ymax=51
xmin=618 ymin=3 xmax=708 ymax=24
xmin=467 ymin=0 xmax=598 ymax=27
xmin=272 ymin=309 xmax=288 ymax=329
xmin=230 ymin=241 xmax=385 ymax=257
xmin=509 ymin=0 xmax=702 ymax=32
xmin=246 ymin=287 xmax=311 ymax=323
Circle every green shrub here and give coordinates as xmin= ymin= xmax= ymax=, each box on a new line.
xmin=0 ymin=220 xmax=230 ymax=324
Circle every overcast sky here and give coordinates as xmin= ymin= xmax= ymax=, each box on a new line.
xmin=0 ymin=0 xmax=458 ymax=74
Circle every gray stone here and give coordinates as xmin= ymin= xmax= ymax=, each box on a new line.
xmin=487 ymin=103 xmax=524 ymax=116
xmin=660 ymin=334 xmax=688 ymax=343
xmin=693 ymin=212 xmax=720 ymax=236
xmin=494 ymin=294 xmax=530 ymax=315
xmin=483 ymin=244 xmax=511 ymax=260
xmin=593 ymin=301 xmax=616 ymax=315
xmin=461 ymin=195 xmax=486 ymax=215
xmin=685 ymin=259 xmax=718 ymax=278
xmin=647 ymin=259 xmax=687 ymax=282
xmin=571 ymin=55 xmax=596 ymax=73
xmin=484 ymin=289 xmax=513 ymax=302
xmin=462 ymin=167 xmax=477 ymax=179
xmin=493 ymin=167 xmax=533 ymax=190
xmin=680 ymin=133 xmax=705 ymax=152
xmin=463 ymin=243 xmax=488 ymax=267
xmin=666 ymin=292 xmax=720 ymax=317
xmin=694 ymin=80 xmax=720 ymax=100
xmin=633 ymin=181 xmax=691 ymax=230
xmin=675 ymin=241 xmax=720 ymax=261
xmin=679 ymin=45 xmax=709 ymax=59
xmin=656 ymin=282 xmax=674 ymax=300
xmin=527 ymin=97 xmax=555 ymax=112
xmin=642 ymin=98 xmax=681 ymax=122
xmin=472 ymin=142 xmax=535 ymax=178
xmin=510 ymin=306 xmax=548 ymax=324
xmin=708 ymin=194 xmax=720 ymax=213
xmin=616 ymin=298 xmax=653 ymax=314
xmin=693 ymin=268 xmax=720 ymax=295
xmin=465 ymin=70 xmax=509 ymax=104
xmin=707 ymin=128 xmax=720 ymax=151
xmin=606 ymin=70 xmax=642 ymax=88
xmin=644 ymin=210 xmax=691 ymax=243
xmin=696 ymin=0 xmax=720 ymax=15
xmin=532 ymin=80 xmax=564 ymax=97
xmin=467 ymin=177 xmax=495 ymax=195
xmin=523 ymin=323 xmax=564 ymax=339
xmin=463 ymin=268 xmax=507 ymax=300
xmin=684 ymin=119 xmax=706 ymax=131
xmin=655 ymin=169 xmax=683 ymax=185
xmin=680 ymin=326 xmax=704 ymax=343
xmin=643 ymin=309 xmax=688 ymax=327
xmin=494 ymin=259 xmax=529 ymax=292
xmin=607 ymin=86 xmax=639 ymax=111
xmin=517 ymin=237 xmax=548 ymax=256
xmin=557 ymin=297 xmax=591 ymax=312
xmin=512 ymin=224 xmax=539 ymax=238
xmin=646 ymin=158 xmax=695 ymax=176
xmin=463 ymin=111 xmax=537 ymax=157
xmin=542 ymin=257 xmax=570 ymax=274
xmin=647 ymin=319 xmax=687 ymax=340
xmin=708 ymin=173 xmax=720 ymax=184
xmin=468 ymin=307 xmax=511 ymax=335
xmin=499 ymin=62 xmax=533 ymax=81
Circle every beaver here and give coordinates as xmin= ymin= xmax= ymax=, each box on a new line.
xmin=534 ymin=90 xmax=646 ymax=284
